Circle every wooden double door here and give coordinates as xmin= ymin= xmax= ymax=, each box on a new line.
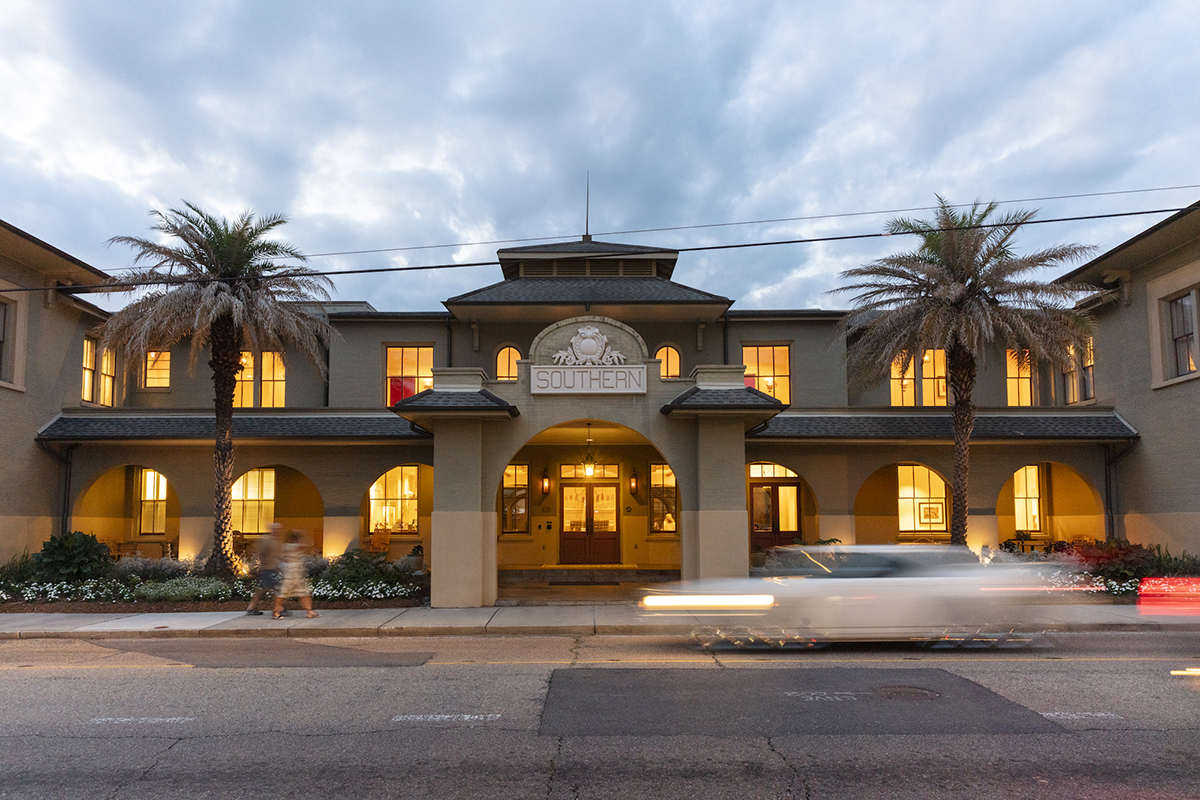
xmin=560 ymin=483 xmax=620 ymax=564
xmin=750 ymin=482 xmax=802 ymax=551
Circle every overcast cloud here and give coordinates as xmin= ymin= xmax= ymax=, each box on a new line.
xmin=2 ymin=0 xmax=1198 ymax=312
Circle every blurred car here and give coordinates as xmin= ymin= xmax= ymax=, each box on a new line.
xmin=639 ymin=545 xmax=1059 ymax=645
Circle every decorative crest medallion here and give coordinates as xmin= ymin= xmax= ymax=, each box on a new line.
xmin=552 ymin=326 xmax=627 ymax=366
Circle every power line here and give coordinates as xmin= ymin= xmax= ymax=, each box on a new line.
xmin=34 ymin=205 xmax=1181 ymax=296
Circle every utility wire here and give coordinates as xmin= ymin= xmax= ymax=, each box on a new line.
xmin=29 ymin=206 xmax=1181 ymax=296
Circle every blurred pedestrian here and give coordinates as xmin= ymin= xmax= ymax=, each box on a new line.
xmin=245 ymin=524 xmax=283 ymax=616
xmin=274 ymin=529 xmax=319 ymax=619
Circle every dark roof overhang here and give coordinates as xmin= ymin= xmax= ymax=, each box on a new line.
xmin=391 ymin=388 xmax=519 ymax=431
xmin=660 ymin=386 xmax=785 ymax=431
xmin=1057 ymin=199 xmax=1200 ymax=287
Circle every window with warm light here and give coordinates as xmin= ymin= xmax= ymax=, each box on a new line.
xmin=1063 ymin=345 xmax=1079 ymax=405
xmin=1006 ymin=349 xmax=1033 ymax=406
xmin=742 ymin=345 xmax=790 ymax=404
xmin=144 ymin=350 xmax=170 ymax=388
xmin=890 ymin=355 xmax=916 ymax=406
xmin=232 ymin=468 xmax=275 ymax=534
xmin=1013 ymin=465 xmax=1041 ymax=533
xmin=82 ymin=338 xmax=97 ymax=402
xmin=655 ymin=346 xmax=680 ymax=379
xmin=386 ymin=346 xmax=434 ymax=405
xmin=1080 ymin=337 xmax=1095 ymax=401
xmin=749 ymin=463 xmax=797 ymax=479
xmin=898 ymin=465 xmax=947 ymax=532
xmin=495 ymin=347 xmax=520 ymax=381
xmin=920 ymin=349 xmax=947 ymax=406
xmin=501 ymin=465 xmax=528 ymax=533
xmin=560 ymin=463 xmax=618 ymax=479
xmin=650 ymin=464 xmax=677 ymax=532
xmin=261 ymin=352 xmax=285 ymax=407
xmin=234 ymin=352 xmax=255 ymax=408
xmin=139 ymin=469 xmax=168 ymax=534
xmin=368 ymin=466 xmax=419 ymax=533
xmin=98 ymin=348 xmax=115 ymax=407
xmin=1169 ymin=294 xmax=1196 ymax=377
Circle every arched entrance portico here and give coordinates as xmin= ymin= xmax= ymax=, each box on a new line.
xmin=994 ymin=462 xmax=1104 ymax=550
xmin=73 ymin=464 xmax=182 ymax=558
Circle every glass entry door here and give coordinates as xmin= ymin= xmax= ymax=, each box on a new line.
xmin=560 ymin=484 xmax=620 ymax=564
xmin=751 ymin=483 xmax=800 ymax=551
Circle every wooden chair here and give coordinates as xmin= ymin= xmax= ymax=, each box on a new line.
xmin=364 ymin=527 xmax=391 ymax=555
xmin=117 ymin=542 xmax=138 ymax=559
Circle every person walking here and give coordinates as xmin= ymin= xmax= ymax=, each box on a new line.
xmin=245 ymin=524 xmax=283 ymax=616
xmin=274 ymin=529 xmax=319 ymax=619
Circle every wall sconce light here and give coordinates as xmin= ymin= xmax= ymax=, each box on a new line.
xmin=541 ymin=469 xmax=551 ymax=495
xmin=630 ymin=469 xmax=639 ymax=495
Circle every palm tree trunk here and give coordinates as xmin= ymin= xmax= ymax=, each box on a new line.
xmin=946 ymin=343 xmax=976 ymax=548
xmin=206 ymin=316 xmax=242 ymax=578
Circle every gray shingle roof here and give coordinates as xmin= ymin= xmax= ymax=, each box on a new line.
xmin=37 ymin=412 xmax=428 ymax=441
xmin=662 ymin=386 xmax=786 ymax=413
xmin=752 ymin=410 xmax=1138 ymax=441
xmin=497 ymin=240 xmax=677 ymax=257
xmin=445 ymin=277 xmax=730 ymax=305
xmin=393 ymin=389 xmax=518 ymax=415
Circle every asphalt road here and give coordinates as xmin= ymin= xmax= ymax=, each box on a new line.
xmin=1 ymin=632 xmax=1197 ymax=799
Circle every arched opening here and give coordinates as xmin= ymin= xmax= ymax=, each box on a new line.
xmin=72 ymin=465 xmax=182 ymax=558
xmin=496 ymin=420 xmax=680 ymax=579
xmin=232 ymin=465 xmax=325 ymax=555
xmin=359 ymin=464 xmax=432 ymax=558
xmin=854 ymin=462 xmax=952 ymax=544
xmin=496 ymin=346 xmax=520 ymax=381
xmin=746 ymin=462 xmax=820 ymax=549
xmin=995 ymin=462 xmax=1104 ymax=551
xmin=655 ymin=345 xmax=680 ymax=378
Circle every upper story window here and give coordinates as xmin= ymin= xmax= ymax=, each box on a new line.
xmin=501 ymin=464 xmax=528 ymax=533
xmin=1080 ymin=337 xmax=1095 ymax=401
xmin=1006 ymin=349 xmax=1033 ymax=406
xmin=650 ymin=464 xmax=677 ymax=532
xmin=898 ymin=464 xmax=947 ymax=533
xmin=0 ymin=295 xmax=16 ymax=386
xmin=890 ymin=355 xmax=915 ymax=406
xmin=386 ymin=346 xmax=433 ymax=405
xmin=496 ymin=347 xmax=520 ymax=381
xmin=369 ymin=465 xmax=419 ymax=534
xmin=98 ymin=348 xmax=115 ymax=407
xmin=1169 ymin=294 xmax=1196 ymax=377
xmin=235 ymin=352 xmax=255 ymax=407
xmin=139 ymin=469 xmax=168 ymax=535
xmin=144 ymin=350 xmax=170 ymax=388
xmin=82 ymin=337 xmax=97 ymax=403
xmin=889 ymin=350 xmax=946 ymax=406
xmin=0 ymin=300 xmax=8 ymax=381
xmin=261 ymin=352 xmax=285 ymax=407
xmin=232 ymin=468 xmax=275 ymax=534
xmin=742 ymin=345 xmax=791 ymax=404
xmin=655 ymin=346 xmax=680 ymax=379
xmin=1063 ymin=339 xmax=1095 ymax=404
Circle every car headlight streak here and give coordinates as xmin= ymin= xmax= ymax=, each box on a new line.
xmin=641 ymin=594 xmax=776 ymax=609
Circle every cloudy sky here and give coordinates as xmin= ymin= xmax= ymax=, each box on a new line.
xmin=2 ymin=0 xmax=1198 ymax=313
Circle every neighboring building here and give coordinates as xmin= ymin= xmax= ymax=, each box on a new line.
xmin=1055 ymin=200 xmax=1200 ymax=555
xmin=6 ymin=215 xmax=1171 ymax=607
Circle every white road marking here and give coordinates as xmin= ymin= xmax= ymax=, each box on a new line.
xmin=1040 ymin=712 xmax=1124 ymax=720
xmin=89 ymin=717 xmax=196 ymax=724
xmin=391 ymin=714 xmax=502 ymax=722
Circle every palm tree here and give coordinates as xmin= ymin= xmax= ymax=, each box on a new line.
xmin=835 ymin=197 xmax=1095 ymax=547
xmin=101 ymin=203 xmax=334 ymax=577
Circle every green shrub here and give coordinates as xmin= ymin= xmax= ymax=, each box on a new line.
xmin=133 ymin=576 xmax=252 ymax=602
xmin=322 ymin=548 xmax=412 ymax=588
xmin=0 ymin=551 xmax=35 ymax=583
xmin=32 ymin=531 xmax=112 ymax=583
xmin=111 ymin=555 xmax=192 ymax=583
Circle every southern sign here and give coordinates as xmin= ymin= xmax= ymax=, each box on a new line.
xmin=531 ymin=325 xmax=647 ymax=394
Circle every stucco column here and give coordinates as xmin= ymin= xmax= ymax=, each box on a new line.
xmin=967 ymin=510 xmax=1000 ymax=553
xmin=430 ymin=417 xmax=497 ymax=607
xmin=693 ymin=416 xmax=749 ymax=579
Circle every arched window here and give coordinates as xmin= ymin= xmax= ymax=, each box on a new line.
xmin=232 ymin=469 xmax=275 ymax=533
xmin=497 ymin=347 xmax=520 ymax=381
xmin=898 ymin=465 xmax=947 ymax=532
xmin=369 ymin=466 xmax=419 ymax=533
xmin=655 ymin=346 xmax=680 ymax=379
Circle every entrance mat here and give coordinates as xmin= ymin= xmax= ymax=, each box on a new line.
xmin=96 ymin=639 xmax=432 ymax=668
xmin=539 ymin=668 xmax=1062 ymax=737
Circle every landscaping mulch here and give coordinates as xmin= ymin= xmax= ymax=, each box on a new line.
xmin=0 ymin=598 xmax=425 ymax=614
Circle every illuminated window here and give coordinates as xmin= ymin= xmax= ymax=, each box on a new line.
xmin=98 ymin=348 xmax=115 ymax=407
xmin=234 ymin=351 xmax=255 ymax=408
xmin=655 ymin=346 xmax=680 ymax=379
xmin=144 ymin=350 xmax=170 ymax=388
xmin=921 ymin=349 xmax=947 ymax=406
xmin=560 ymin=463 xmax=618 ymax=479
xmin=139 ymin=469 xmax=168 ymax=535
xmin=501 ymin=465 xmax=528 ymax=533
xmin=261 ymin=352 xmax=285 ymax=407
xmin=749 ymin=462 xmax=798 ymax=478
xmin=1006 ymin=349 xmax=1033 ymax=406
xmin=1080 ymin=337 xmax=1095 ymax=401
xmin=1062 ymin=345 xmax=1079 ymax=405
xmin=742 ymin=345 xmax=790 ymax=404
xmin=1169 ymin=295 xmax=1196 ymax=377
xmin=898 ymin=465 xmax=947 ymax=532
xmin=650 ymin=464 xmax=677 ymax=532
xmin=750 ymin=462 xmax=801 ymax=546
xmin=1013 ymin=465 xmax=1041 ymax=533
xmin=232 ymin=468 xmax=275 ymax=534
xmin=82 ymin=338 xmax=97 ymax=402
xmin=496 ymin=347 xmax=520 ymax=381
xmin=386 ymin=346 xmax=434 ymax=405
xmin=368 ymin=466 xmax=419 ymax=533
xmin=890 ymin=354 xmax=916 ymax=406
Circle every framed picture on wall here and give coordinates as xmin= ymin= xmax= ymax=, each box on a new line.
xmin=917 ymin=501 xmax=945 ymax=527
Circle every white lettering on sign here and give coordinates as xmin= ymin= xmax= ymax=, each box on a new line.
xmin=530 ymin=365 xmax=647 ymax=394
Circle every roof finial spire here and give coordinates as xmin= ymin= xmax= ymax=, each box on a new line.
xmin=583 ymin=171 xmax=591 ymax=242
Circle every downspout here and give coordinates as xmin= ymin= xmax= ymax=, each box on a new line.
xmin=1102 ymin=440 xmax=1136 ymax=543
xmin=38 ymin=441 xmax=77 ymax=536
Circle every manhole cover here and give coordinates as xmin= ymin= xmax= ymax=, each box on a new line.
xmin=876 ymin=685 xmax=940 ymax=700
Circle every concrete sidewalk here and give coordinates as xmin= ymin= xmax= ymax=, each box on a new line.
xmin=1 ymin=602 xmax=1198 ymax=639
